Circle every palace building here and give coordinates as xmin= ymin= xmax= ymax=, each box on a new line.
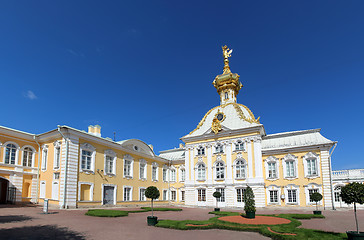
xmin=0 ymin=46 xmax=344 ymax=209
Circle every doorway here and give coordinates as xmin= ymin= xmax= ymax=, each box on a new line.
xmin=103 ymin=186 xmax=115 ymax=205
xmin=0 ymin=178 xmax=9 ymax=204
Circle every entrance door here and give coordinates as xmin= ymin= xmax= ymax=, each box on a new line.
xmin=0 ymin=178 xmax=8 ymax=204
xmin=103 ymin=186 xmax=115 ymax=205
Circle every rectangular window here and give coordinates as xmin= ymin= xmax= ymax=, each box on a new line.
xmin=286 ymin=161 xmax=295 ymax=177
xmin=216 ymin=188 xmax=225 ymax=202
xmin=124 ymin=160 xmax=131 ymax=177
xmin=152 ymin=166 xmax=157 ymax=181
xmin=235 ymin=142 xmax=245 ymax=151
xmin=334 ymin=192 xmax=341 ymax=202
xmin=197 ymin=148 xmax=205 ymax=155
xmin=171 ymin=191 xmax=176 ymax=201
xmin=163 ymin=190 xmax=168 ymax=200
xmin=307 ymin=159 xmax=317 ymax=176
xmin=268 ymin=162 xmax=277 ymax=178
xmin=124 ymin=187 xmax=131 ymax=201
xmin=140 ymin=188 xmax=146 ymax=201
xmin=181 ymin=191 xmax=185 ymax=201
xmin=140 ymin=163 xmax=146 ymax=179
xmin=287 ymin=189 xmax=297 ymax=203
xmin=5 ymin=145 xmax=16 ymax=165
xmin=105 ymin=156 xmax=114 ymax=174
xmin=53 ymin=172 xmax=60 ymax=180
xmin=80 ymin=184 xmax=91 ymax=201
xmin=181 ymin=169 xmax=185 ymax=182
xmin=269 ymin=190 xmax=278 ymax=203
xmin=54 ymin=147 xmax=60 ymax=169
xmin=215 ymin=145 xmax=224 ymax=153
xmin=237 ymin=188 xmax=246 ymax=202
xmin=170 ymin=169 xmax=176 ymax=182
xmin=42 ymin=150 xmax=48 ymax=170
xmin=198 ymin=189 xmax=206 ymax=202
xmin=308 ymin=189 xmax=319 ymax=203
xmin=163 ymin=168 xmax=168 ymax=181
xmin=52 ymin=182 xmax=59 ymax=200
xmin=81 ymin=150 xmax=92 ymax=170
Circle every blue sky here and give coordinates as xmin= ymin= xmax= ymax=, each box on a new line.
xmin=1 ymin=1 xmax=363 ymax=170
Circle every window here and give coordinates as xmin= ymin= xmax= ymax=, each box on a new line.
xmin=80 ymin=184 xmax=91 ymax=201
xmin=216 ymin=188 xmax=225 ymax=202
xmin=334 ymin=186 xmax=342 ymax=203
xmin=267 ymin=162 xmax=277 ymax=178
xmin=5 ymin=143 xmax=17 ymax=164
xmin=235 ymin=160 xmax=246 ymax=179
xmin=235 ymin=141 xmax=245 ymax=151
xmin=170 ymin=169 xmax=176 ymax=182
xmin=216 ymin=162 xmax=225 ymax=179
xmin=163 ymin=167 xmax=168 ymax=181
xmin=81 ymin=150 xmax=92 ymax=170
xmin=163 ymin=190 xmax=168 ymax=200
xmin=307 ymin=159 xmax=317 ymax=176
xmin=224 ymin=92 xmax=228 ymax=99
xmin=181 ymin=190 xmax=185 ymax=201
xmin=171 ymin=190 xmax=176 ymax=201
xmin=52 ymin=182 xmax=59 ymax=200
xmin=269 ymin=190 xmax=278 ymax=203
xmin=53 ymin=141 xmax=61 ymax=169
xmin=53 ymin=172 xmax=60 ymax=180
xmin=197 ymin=164 xmax=205 ymax=180
xmin=124 ymin=160 xmax=132 ymax=177
xmin=140 ymin=188 xmax=146 ymax=201
xmin=215 ymin=144 xmax=224 ymax=153
xmin=140 ymin=162 xmax=146 ymax=179
xmin=40 ymin=181 xmax=46 ymax=198
xmin=105 ymin=156 xmax=114 ymax=175
xmin=124 ymin=187 xmax=132 ymax=201
xmin=287 ymin=189 xmax=297 ymax=203
xmin=286 ymin=161 xmax=295 ymax=177
xmin=197 ymin=146 xmax=205 ymax=155
xmin=308 ymin=189 xmax=319 ymax=203
xmin=22 ymin=147 xmax=33 ymax=167
xmin=198 ymin=189 xmax=206 ymax=201
xmin=152 ymin=165 xmax=158 ymax=181
xmin=237 ymin=188 xmax=246 ymax=202
xmin=41 ymin=146 xmax=48 ymax=171
xmin=180 ymin=168 xmax=185 ymax=182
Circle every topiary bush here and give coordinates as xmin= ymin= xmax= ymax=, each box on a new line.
xmin=311 ymin=192 xmax=323 ymax=211
xmin=244 ymin=186 xmax=255 ymax=213
xmin=213 ymin=191 xmax=222 ymax=209
xmin=145 ymin=186 xmax=160 ymax=217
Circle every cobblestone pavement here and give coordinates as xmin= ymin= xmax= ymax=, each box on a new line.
xmin=0 ymin=205 xmax=363 ymax=240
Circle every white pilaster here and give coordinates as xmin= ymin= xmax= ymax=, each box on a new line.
xmin=10 ymin=174 xmax=23 ymax=202
xmin=247 ymin=141 xmax=253 ymax=178
xmin=185 ymin=147 xmax=190 ymax=184
xmin=321 ymin=149 xmax=333 ymax=210
xmin=226 ymin=142 xmax=233 ymax=184
xmin=253 ymin=139 xmax=264 ymax=180
xmin=207 ymin=144 xmax=213 ymax=184
xmin=190 ymin=149 xmax=195 ymax=183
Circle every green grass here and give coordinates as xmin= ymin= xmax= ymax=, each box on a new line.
xmin=85 ymin=207 xmax=182 ymax=218
xmin=156 ymin=212 xmax=347 ymax=240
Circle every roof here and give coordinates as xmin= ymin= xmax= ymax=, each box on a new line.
xmin=159 ymin=148 xmax=185 ymax=161
xmin=183 ymin=103 xmax=261 ymax=139
xmin=262 ymin=129 xmax=335 ymax=151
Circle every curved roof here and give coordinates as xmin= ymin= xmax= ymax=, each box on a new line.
xmin=183 ymin=103 xmax=261 ymax=138
xmin=117 ymin=139 xmax=155 ymax=157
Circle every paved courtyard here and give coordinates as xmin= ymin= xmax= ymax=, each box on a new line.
xmin=0 ymin=205 xmax=363 ymax=240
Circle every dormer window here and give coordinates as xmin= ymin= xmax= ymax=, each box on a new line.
xmin=215 ymin=144 xmax=224 ymax=153
xmin=197 ymin=146 xmax=205 ymax=155
xmin=225 ymin=92 xmax=229 ymax=99
xmin=235 ymin=141 xmax=245 ymax=151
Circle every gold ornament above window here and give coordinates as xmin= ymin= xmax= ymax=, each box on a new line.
xmin=212 ymin=117 xmax=222 ymax=134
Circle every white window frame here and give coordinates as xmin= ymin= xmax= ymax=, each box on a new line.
xmin=196 ymin=163 xmax=206 ymax=181
xmin=284 ymin=184 xmax=300 ymax=205
xmin=235 ymin=141 xmax=245 ymax=151
xmin=170 ymin=167 xmax=176 ymax=182
xmin=214 ymin=161 xmax=225 ymax=180
xmin=215 ymin=143 xmax=224 ymax=154
xmin=282 ymin=154 xmax=298 ymax=179
xmin=53 ymin=141 xmax=61 ymax=170
xmin=234 ymin=158 xmax=247 ymax=179
xmin=151 ymin=162 xmax=158 ymax=181
xmin=236 ymin=188 xmax=246 ymax=203
xmin=123 ymin=154 xmax=134 ymax=178
xmin=197 ymin=188 xmax=206 ymax=202
xmin=79 ymin=143 xmax=96 ymax=173
xmin=40 ymin=180 xmax=46 ymax=199
xmin=180 ymin=189 xmax=185 ymax=202
xmin=139 ymin=187 xmax=146 ymax=201
xmin=41 ymin=144 xmax=49 ymax=171
xmin=3 ymin=141 xmax=19 ymax=165
xmin=215 ymin=188 xmax=225 ymax=202
xmin=163 ymin=189 xmax=168 ymax=201
xmin=139 ymin=159 xmax=147 ymax=180
xmin=123 ymin=186 xmax=132 ymax=202
xmin=162 ymin=165 xmax=168 ymax=182
xmin=78 ymin=182 xmax=94 ymax=201
xmin=196 ymin=146 xmax=205 ymax=156
xmin=179 ymin=166 xmax=185 ymax=182
xmin=171 ymin=189 xmax=176 ymax=201
xmin=264 ymin=156 xmax=279 ymax=180
xmin=104 ymin=150 xmax=116 ymax=176
xmin=304 ymin=183 xmax=322 ymax=205
xmin=303 ymin=152 xmax=320 ymax=179
xmin=266 ymin=185 xmax=281 ymax=205
xmin=21 ymin=145 xmax=36 ymax=168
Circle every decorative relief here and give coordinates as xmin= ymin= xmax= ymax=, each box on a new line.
xmin=236 ymin=152 xmax=243 ymax=159
xmin=211 ymin=117 xmax=222 ymax=134
xmin=53 ymin=141 xmax=61 ymax=148
xmin=105 ymin=149 xmax=116 ymax=157
xmin=198 ymin=157 xmax=203 ymax=162
xmin=216 ymin=155 xmax=222 ymax=161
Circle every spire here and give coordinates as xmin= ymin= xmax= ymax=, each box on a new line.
xmin=213 ymin=45 xmax=243 ymax=105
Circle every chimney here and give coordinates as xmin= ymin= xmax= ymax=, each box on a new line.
xmin=88 ymin=125 xmax=101 ymax=137
xmin=88 ymin=125 xmax=94 ymax=134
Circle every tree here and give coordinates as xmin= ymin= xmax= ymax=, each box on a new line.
xmin=340 ymin=182 xmax=364 ymax=233
xmin=213 ymin=191 xmax=222 ymax=209
xmin=244 ymin=186 xmax=256 ymax=213
xmin=311 ymin=192 xmax=323 ymax=211
xmin=145 ymin=186 xmax=160 ymax=217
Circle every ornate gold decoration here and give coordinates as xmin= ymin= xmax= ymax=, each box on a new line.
xmin=214 ymin=110 xmax=226 ymax=122
xmin=222 ymin=45 xmax=232 ymax=74
xmin=187 ymin=103 xmax=260 ymax=135
xmin=211 ymin=117 xmax=222 ymax=134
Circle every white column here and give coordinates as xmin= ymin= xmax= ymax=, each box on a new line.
xmin=321 ymin=149 xmax=333 ymax=210
xmin=31 ymin=175 xmax=38 ymax=203
xmin=247 ymin=141 xmax=253 ymax=178
xmin=185 ymin=147 xmax=190 ymax=184
xmin=190 ymin=148 xmax=195 ymax=183
xmin=254 ymin=139 xmax=264 ymax=181
xmin=207 ymin=144 xmax=213 ymax=184
xmin=226 ymin=142 xmax=233 ymax=184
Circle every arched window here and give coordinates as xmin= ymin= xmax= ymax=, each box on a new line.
xmin=22 ymin=147 xmax=33 ymax=167
xmin=235 ymin=160 xmax=246 ymax=179
xmin=5 ymin=143 xmax=17 ymax=164
xmin=197 ymin=163 xmax=206 ymax=180
xmin=216 ymin=162 xmax=225 ymax=179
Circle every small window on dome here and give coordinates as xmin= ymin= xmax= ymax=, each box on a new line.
xmin=225 ymin=92 xmax=229 ymax=100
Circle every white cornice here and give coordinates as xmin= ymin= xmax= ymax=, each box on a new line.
xmin=262 ymin=143 xmax=336 ymax=155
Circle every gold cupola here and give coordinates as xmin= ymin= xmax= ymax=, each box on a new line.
xmin=212 ymin=45 xmax=243 ymax=105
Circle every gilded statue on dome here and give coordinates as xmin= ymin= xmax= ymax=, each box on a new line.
xmin=222 ymin=45 xmax=232 ymax=74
